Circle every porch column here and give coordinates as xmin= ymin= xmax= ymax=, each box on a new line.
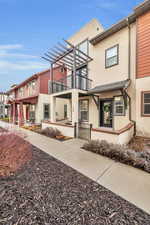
xmin=23 ymin=105 xmax=27 ymax=124
xmin=12 ymin=103 xmax=16 ymax=124
xmin=18 ymin=102 xmax=24 ymax=127
xmin=50 ymin=95 xmax=56 ymax=122
xmin=72 ymin=90 xmax=79 ymax=136
xmin=68 ymin=99 xmax=72 ymax=121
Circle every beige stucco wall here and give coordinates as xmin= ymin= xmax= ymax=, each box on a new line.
xmin=42 ymin=122 xmax=74 ymax=137
xmin=68 ymin=19 xmax=104 ymax=46
xmin=89 ymin=23 xmax=136 ymax=88
xmin=136 ymin=77 xmax=150 ymax=137
xmin=36 ymin=94 xmax=69 ymax=123
xmin=79 ymin=91 xmax=130 ymax=131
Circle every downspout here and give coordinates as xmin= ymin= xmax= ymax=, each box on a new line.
xmin=125 ymin=17 xmax=136 ymax=136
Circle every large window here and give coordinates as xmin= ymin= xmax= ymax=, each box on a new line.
xmin=105 ymin=44 xmax=119 ymax=68
xmin=114 ymin=96 xmax=125 ymax=116
xmin=77 ymin=40 xmax=89 ymax=55
xmin=43 ymin=104 xmax=50 ymax=119
xmin=142 ymin=92 xmax=150 ymax=116
xmin=79 ymin=100 xmax=89 ymax=122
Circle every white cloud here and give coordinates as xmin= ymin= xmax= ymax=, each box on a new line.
xmin=0 ymin=44 xmax=23 ymax=50
xmin=0 ymin=60 xmax=48 ymax=71
xmin=0 ymin=50 xmax=38 ymax=59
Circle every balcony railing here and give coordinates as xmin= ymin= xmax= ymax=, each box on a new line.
xmin=49 ymin=74 xmax=92 ymax=94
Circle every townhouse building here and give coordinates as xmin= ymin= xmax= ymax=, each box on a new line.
xmin=42 ymin=0 xmax=150 ymax=144
xmin=7 ymin=67 xmax=68 ymax=126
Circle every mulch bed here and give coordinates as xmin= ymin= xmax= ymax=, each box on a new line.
xmin=0 ymin=146 xmax=150 ymax=225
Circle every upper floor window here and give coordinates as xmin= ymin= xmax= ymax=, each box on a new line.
xmin=18 ymin=87 xmax=24 ymax=98
xmin=77 ymin=40 xmax=89 ymax=56
xmin=105 ymin=44 xmax=119 ymax=68
xmin=142 ymin=92 xmax=150 ymax=116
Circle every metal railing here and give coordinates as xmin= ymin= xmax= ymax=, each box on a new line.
xmin=49 ymin=74 xmax=92 ymax=94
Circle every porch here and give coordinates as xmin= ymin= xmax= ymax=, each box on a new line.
xmin=42 ymin=84 xmax=134 ymax=144
xmin=8 ymin=96 xmax=38 ymax=126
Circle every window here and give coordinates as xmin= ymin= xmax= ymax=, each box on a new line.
xmin=142 ymin=92 xmax=150 ymax=116
xmin=105 ymin=45 xmax=119 ymax=68
xmin=77 ymin=40 xmax=89 ymax=55
xmin=114 ymin=96 xmax=125 ymax=116
xmin=44 ymin=104 xmax=50 ymax=119
xmin=79 ymin=100 xmax=89 ymax=122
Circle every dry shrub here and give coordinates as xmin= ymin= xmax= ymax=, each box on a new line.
xmin=0 ymin=132 xmax=32 ymax=177
xmin=83 ymin=140 xmax=150 ymax=173
xmin=128 ymin=137 xmax=145 ymax=152
xmin=40 ymin=127 xmax=62 ymax=138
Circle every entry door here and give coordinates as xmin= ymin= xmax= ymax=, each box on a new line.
xmin=100 ymin=100 xmax=113 ymax=128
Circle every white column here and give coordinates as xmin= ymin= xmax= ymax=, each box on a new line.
xmin=50 ymin=95 xmax=56 ymax=122
xmin=72 ymin=90 xmax=79 ymax=137
xmin=68 ymin=99 xmax=72 ymax=121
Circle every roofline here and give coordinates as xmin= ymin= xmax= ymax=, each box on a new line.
xmin=7 ymin=69 xmax=50 ymax=94
xmin=90 ymin=0 xmax=150 ymax=45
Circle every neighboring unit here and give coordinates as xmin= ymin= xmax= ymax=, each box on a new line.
xmin=7 ymin=67 xmax=68 ymax=126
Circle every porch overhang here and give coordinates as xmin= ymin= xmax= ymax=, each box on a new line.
xmin=8 ymin=96 xmax=38 ymax=104
xmin=51 ymin=89 xmax=89 ymax=99
xmin=88 ymin=79 xmax=130 ymax=94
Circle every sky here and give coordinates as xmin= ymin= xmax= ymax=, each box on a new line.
xmin=0 ymin=0 xmax=143 ymax=91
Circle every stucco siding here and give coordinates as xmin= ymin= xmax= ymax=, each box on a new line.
xmin=68 ymin=19 xmax=104 ymax=46
xmin=136 ymin=76 xmax=150 ymax=137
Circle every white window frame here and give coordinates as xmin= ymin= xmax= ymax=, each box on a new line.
xmin=114 ymin=96 xmax=125 ymax=116
xmin=142 ymin=91 xmax=150 ymax=116
xmin=105 ymin=44 xmax=119 ymax=68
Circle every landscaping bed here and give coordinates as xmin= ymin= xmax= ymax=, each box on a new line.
xmin=82 ymin=139 xmax=150 ymax=174
xmin=0 ymin=145 xmax=150 ymax=224
xmin=23 ymin=126 xmax=72 ymax=141
xmin=0 ymin=129 xmax=32 ymax=177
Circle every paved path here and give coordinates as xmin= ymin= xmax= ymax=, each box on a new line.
xmin=1 ymin=121 xmax=150 ymax=214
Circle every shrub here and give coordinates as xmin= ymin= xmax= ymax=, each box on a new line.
xmin=82 ymin=140 xmax=150 ymax=173
xmin=40 ymin=127 xmax=62 ymax=138
xmin=0 ymin=132 xmax=32 ymax=177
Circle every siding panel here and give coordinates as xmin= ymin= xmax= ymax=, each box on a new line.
xmin=137 ymin=11 xmax=150 ymax=78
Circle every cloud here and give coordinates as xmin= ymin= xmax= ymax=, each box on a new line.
xmin=0 ymin=60 xmax=48 ymax=71
xmin=0 ymin=50 xmax=38 ymax=59
xmin=0 ymin=44 xmax=23 ymax=50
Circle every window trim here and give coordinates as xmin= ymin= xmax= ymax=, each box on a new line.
xmin=105 ymin=44 xmax=119 ymax=69
xmin=79 ymin=99 xmax=89 ymax=122
xmin=43 ymin=103 xmax=50 ymax=120
xmin=113 ymin=95 xmax=125 ymax=116
xmin=141 ymin=91 xmax=150 ymax=117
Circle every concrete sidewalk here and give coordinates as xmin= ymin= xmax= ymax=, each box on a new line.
xmin=0 ymin=121 xmax=150 ymax=214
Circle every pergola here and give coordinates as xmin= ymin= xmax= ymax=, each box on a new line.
xmin=42 ymin=40 xmax=93 ymax=92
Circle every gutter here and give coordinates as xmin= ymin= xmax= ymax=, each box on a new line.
xmin=124 ymin=17 xmax=136 ymax=136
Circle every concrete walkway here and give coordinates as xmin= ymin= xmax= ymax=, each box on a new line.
xmin=1 ymin=121 xmax=150 ymax=214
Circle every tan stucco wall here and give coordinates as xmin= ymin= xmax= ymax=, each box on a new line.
xmin=136 ymin=77 xmax=150 ymax=137
xmin=89 ymin=23 xmax=136 ymax=89
xmin=79 ymin=91 xmax=130 ymax=131
xmin=68 ymin=19 xmax=104 ymax=46
xmin=36 ymin=94 xmax=69 ymax=123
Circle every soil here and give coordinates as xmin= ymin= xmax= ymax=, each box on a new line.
xmin=0 ymin=146 xmax=150 ymax=225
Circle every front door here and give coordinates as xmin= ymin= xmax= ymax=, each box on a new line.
xmin=100 ymin=100 xmax=113 ymax=128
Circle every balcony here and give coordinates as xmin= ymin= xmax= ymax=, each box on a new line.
xmin=49 ymin=74 xmax=92 ymax=94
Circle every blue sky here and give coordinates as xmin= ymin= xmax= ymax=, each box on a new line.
xmin=0 ymin=0 xmax=143 ymax=91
